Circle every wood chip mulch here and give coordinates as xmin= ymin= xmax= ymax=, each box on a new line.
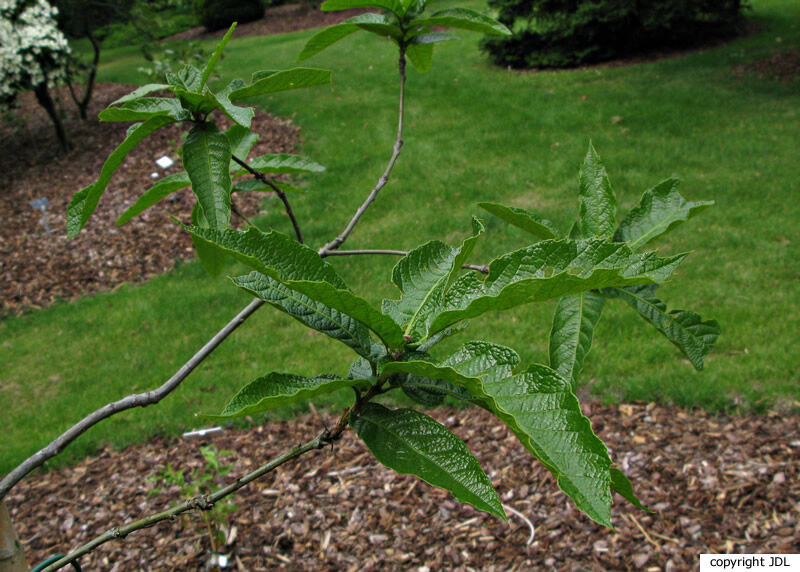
xmin=7 ymin=403 xmax=799 ymax=570
xmin=0 ymin=83 xmax=300 ymax=316
xmin=732 ymin=48 xmax=800 ymax=83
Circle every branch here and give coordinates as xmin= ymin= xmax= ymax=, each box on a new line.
xmin=0 ymin=298 xmax=265 ymax=500
xmin=41 ymin=430 xmax=332 ymax=572
xmin=317 ymin=49 xmax=407 ymax=258
xmin=231 ymin=155 xmax=304 ymax=244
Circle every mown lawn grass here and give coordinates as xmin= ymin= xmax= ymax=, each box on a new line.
xmin=2 ymin=0 xmax=798 ymax=474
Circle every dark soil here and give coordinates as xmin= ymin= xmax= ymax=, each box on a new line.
xmin=7 ymin=403 xmax=799 ymax=570
xmin=732 ymin=48 xmax=800 ymax=83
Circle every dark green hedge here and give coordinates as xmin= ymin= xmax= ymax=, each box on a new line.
xmin=481 ymin=0 xmax=749 ymax=69
xmin=193 ymin=0 xmax=264 ymax=31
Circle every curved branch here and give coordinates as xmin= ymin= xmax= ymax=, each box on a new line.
xmin=0 ymin=298 xmax=265 ymax=500
xmin=41 ymin=430 xmax=331 ymax=572
xmin=318 ymin=49 xmax=407 ymax=257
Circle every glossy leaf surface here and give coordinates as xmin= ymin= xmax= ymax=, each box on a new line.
xmin=116 ymin=171 xmax=191 ymax=225
xmin=605 ymin=285 xmax=720 ymax=370
xmin=409 ymin=8 xmax=511 ymax=35
xmin=320 ymin=0 xmax=403 ymax=15
xmin=235 ymin=153 xmax=326 ymax=176
xmin=183 ymin=122 xmax=232 ymax=230
xmin=478 ymin=201 xmax=560 ymax=240
xmin=428 ymin=239 xmax=686 ymax=336
xmin=576 ymin=144 xmax=616 ymax=239
xmin=204 ymin=373 xmax=371 ymax=419
xmin=352 ymin=403 xmax=506 ymax=519
xmin=233 ymin=271 xmax=374 ymax=357
xmin=229 ymin=68 xmax=332 ymax=100
xmin=99 ymin=98 xmax=190 ymax=122
xmin=614 ymin=179 xmax=714 ymax=250
xmin=67 ymin=116 xmax=174 ymax=237
xmin=548 ymin=292 xmax=605 ymax=389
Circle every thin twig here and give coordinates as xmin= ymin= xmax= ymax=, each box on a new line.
xmin=231 ymin=155 xmax=303 ymax=243
xmin=502 ymin=503 xmax=535 ymax=545
xmin=231 ymin=202 xmax=259 ymax=230
xmin=41 ymin=431 xmax=332 ymax=572
xmin=0 ymin=298 xmax=265 ymax=500
xmin=318 ymin=49 xmax=407 ymax=258
xmin=625 ymin=513 xmax=661 ymax=548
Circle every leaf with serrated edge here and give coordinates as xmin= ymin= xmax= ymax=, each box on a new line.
xmin=321 ymin=0 xmax=403 ymax=15
xmin=352 ymin=403 xmax=506 ymax=520
xmin=614 ymin=179 xmax=714 ymax=250
xmin=383 ymin=342 xmax=613 ymax=526
xmin=478 ymin=202 xmax=560 ymax=240
xmin=201 ymin=373 xmax=371 ymax=419
xmin=610 ymin=467 xmax=651 ymax=511
xmin=548 ymin=292 xmax=605 ymax=389
xmin=67 ymin=116 xmax=174 ymax=237
xmin=409 ymin=8 xmax=511 ymax=35
xmin=576 ymin=144 xmax=616 ymax=239
xmin=234 ymin=153 xmax=325 ymax=176
xmin=427 ymin=239 xmax=686 ymax=337
xmin=605 ymin=285 xmax=720 ymax=370
xmin=183 ymin=122 xmax=232 ymax=229
xmin=233 ymin=271 xmax=374 ymax=357
xmin=229 ymin=68 xmax=331 ymax=101
xmin=182 ymin=226 xmax=406 ymax=347
xmin=116 ymin=171 xmax=191 ymax=225
xmin=383 ymin=219 xmax=484 ymax=340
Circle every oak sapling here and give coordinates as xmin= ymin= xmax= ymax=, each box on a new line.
xmin=3 ymin=1 xmax=719 ymax=568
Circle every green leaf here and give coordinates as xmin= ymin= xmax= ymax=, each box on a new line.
xmin=352 ymin=403 xmax=506 ymax=520
xmin=610 ymin=467 xmax=651 ymax=512
xmin=605 ymin=285 xmax=720 ymax=370
xmin=382 ymin=342 xmax=614 ymax=526
xmin=298 ymin=23 xmax=361 ymax=61
xmin=478 ymin=202 xmax=560 ymax=240
xmin=349 ymin=12 xmax=403 ymax=38
xmin=576 ymin=143 xmax=617 ymax=239
xmin=321 ymin=0 xmax=403 ymax=15
xmin=67 ymin=116 xmax=175 ymax=237
xmin=614 ymin=179 xmax=714 ymax=251
xmin=191 ymin=203 xmax=228 ymax=276
xmin=409 ymin=8 xmax=511 ymax=35
xmin=409 ymin=32 xmax=460 ymax=44
xmin=168 ymin=64 xmax=203 ymax=92
xmin=233 ymin=271 xmax=375 ymax=358
xmin=233 ymin=179 xmax=304 ymax=194
xmin=202 ymin=373 xmax=371 ymax=419
xmin=428 ymin=239 xmax=686 ymax=336
xmin=208 ymin=85 xmax=255 ymax=128
xmin=181 ymin=225 xmax=406 ymax=347
xmin=202 ymin=23 xmax=237 ymax=87
xmin=229 ymin=68 xmax=332 ymax=101
xmin=116 ymin=171 xmax=191 ymax=225
xmin=183 ymin=122 xmax=233 ymax=230
xmin=382 ymin=219 xmax=484 ymax=341
xmin=108 ymin=83 xmax=170 ymax=106
xmin=235 ymin=153 xmax=326 ymax=176
xmin=548 ymin=292 xmax=605 ymax=389
xmin=406 ymin=42 xmax=434 ymax=72
xmin=225 ymin=125 xmax=260 ymax=171
xmin=99 ymin=97 xmax=190 ymax=122
xmin=401 ymin=375 xmax=473 ymax=403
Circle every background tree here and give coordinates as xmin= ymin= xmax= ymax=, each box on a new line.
xmin=482 ymin=0 xmax=749 ymax=68
xmin=0 ymin=0 xmax=72 ymax=151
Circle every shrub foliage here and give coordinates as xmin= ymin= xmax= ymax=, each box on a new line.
xmin=193 ymin=0 xmax=264 ymax=31
xmin=482 ymin=0 xmax=749 ymax=68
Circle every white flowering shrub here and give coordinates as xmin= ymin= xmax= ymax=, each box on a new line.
xmin=0 ymin=0 xmax=71 ymax=111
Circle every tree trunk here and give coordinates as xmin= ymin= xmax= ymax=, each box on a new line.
xmin=33 ymin=82 xmax=70 ymax=153
xmin=0 ymin=501 xmax=26 ymax=572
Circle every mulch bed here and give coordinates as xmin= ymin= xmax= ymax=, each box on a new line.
xmin=0 ymin=83 xmax=299 ymax=316
xmin=7 ymin=403 xmax=799 ymax=570
xmin=732 ymin=48 xmax=800 ymax=83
